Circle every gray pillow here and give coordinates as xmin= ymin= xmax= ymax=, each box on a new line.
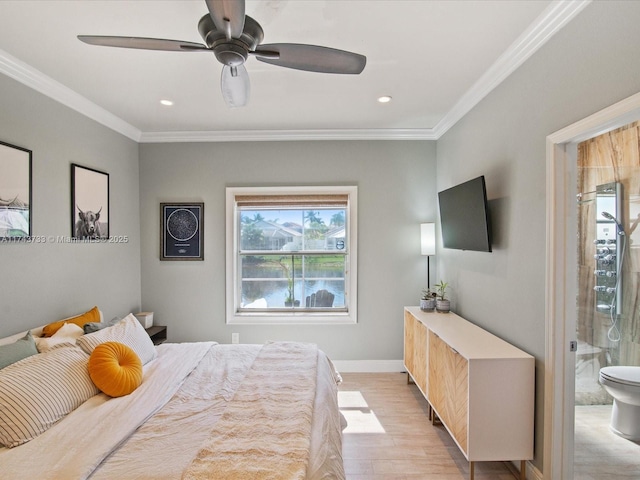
xmin=0 ymin=331 xmax=38 ymax=370
xmin=83 ymin=316 xmax=122 ymax=334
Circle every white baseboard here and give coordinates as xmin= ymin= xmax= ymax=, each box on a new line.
xmin=332 ymin=359 xmax=405 ymax=373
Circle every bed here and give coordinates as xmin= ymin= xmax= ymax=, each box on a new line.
xmin=0 ymin=311 xmax=345 ymax=480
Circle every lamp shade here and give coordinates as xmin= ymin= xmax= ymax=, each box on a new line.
xmin=420 ymin=223 xmax=436 ymax=256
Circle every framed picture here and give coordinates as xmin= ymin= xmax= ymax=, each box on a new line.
xmin=71 ymin=164 xmax=109 ymax=239
xmin=160 ymin=202 xmax=204 ymax=261
xmin=0 ymin=141 xmax=32 ymax=239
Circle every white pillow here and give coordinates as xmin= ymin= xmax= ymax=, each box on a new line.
xmin=0 ymin=345 xmax=99 ymax=448
xmin=35 ymin=323 xmax=85 ymax=353
xmin=76 ymin=314 xmax=157 ymax=365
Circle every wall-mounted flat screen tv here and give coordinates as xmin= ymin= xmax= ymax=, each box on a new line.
xmin=438 ymin=175 xmax=492 ymax=252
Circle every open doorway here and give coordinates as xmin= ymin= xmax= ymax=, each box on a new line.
xmin=573 ymin=124 xmax=640 ymax=479
xmin=545 ymin=93 xmax=640 ymax=479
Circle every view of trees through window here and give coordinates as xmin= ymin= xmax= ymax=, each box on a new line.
xmin=239 ymin=208 xmax=347 ymax=310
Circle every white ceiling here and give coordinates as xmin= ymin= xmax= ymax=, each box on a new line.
xmin=0 ymin=1 xmax=588 ymax=142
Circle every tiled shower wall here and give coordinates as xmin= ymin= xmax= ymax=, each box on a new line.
xmin=577 ymin=122 xmax=640 ymax=392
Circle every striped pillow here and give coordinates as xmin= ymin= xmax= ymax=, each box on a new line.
xmin=76 ymin=314 xmax=157 ymax=365
xmin=0 ymin=345 xmax=99 ymax=448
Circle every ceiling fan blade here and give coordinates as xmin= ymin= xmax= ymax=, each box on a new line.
xmin=221 ymin=64 xmax=250 ymax=108
xmin=253 ymin=43 xmax=366 ymax=74
xmin=206 ymin=0 xmax=245 ymax=39
xmin=78 ymin=35 xmax=209 ymax=52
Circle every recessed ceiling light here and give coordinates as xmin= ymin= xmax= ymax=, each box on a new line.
xmin=377 ymin=96 xmax=392 ymax=103
xmin=160 ymin=99 xmax=174 ymax=106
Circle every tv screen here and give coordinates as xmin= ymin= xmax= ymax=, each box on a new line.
xmin=438 ymin=176 xmax=492 ymax=252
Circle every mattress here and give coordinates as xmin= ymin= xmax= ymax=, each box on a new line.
xmin=0 ymin=342 xmax=345 ymax=479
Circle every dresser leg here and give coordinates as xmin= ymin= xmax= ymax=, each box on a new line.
xmin=431 ymin=410 xmax=439 ymax=425
xmin=520 ymin=460 xmax=526 ymax=480
xmin=469 ymin=461 xmax=474 ymax=480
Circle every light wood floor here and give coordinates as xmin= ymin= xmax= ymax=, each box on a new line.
xmin=338 ymin=373 xmax=519 ymax=480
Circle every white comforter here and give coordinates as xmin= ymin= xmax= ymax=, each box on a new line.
xmin=0 ymin=343 xmax=344 ymax=480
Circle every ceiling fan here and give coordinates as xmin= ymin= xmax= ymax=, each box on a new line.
xmin=78 ymin=0 xmax=367 ymax=108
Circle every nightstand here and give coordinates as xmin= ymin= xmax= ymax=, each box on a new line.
xmin=145 ymin=326 xmax=167 ymax=345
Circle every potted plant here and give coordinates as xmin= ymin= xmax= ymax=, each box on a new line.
xmin=420 ymin=288 xmax=437 ymax=311
xmin=279 ymin=258 xmax=300 ymax=308
xmin=284 ymin=278 xmax=300 ymax=307
xmin=435 ymin=280 xmax=450 ymax=313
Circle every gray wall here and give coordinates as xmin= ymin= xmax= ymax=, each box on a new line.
xmin=435 ymin=1 xmax=640 ymax=471
xmin=139 ymin=140 xmax=436 ymax=361
xmin=0 ymin=75 xmax=141 ymax=336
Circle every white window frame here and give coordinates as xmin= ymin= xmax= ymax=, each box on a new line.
xmin=226 ymin=185 xmax=358 ymax=325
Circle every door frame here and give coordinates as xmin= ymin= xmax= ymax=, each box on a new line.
xmin=544 ymin=92 xmax=640 ymax=479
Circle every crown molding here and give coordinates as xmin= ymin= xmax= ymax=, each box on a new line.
xmin=432 ymin=0 xmax=591 ymax=139
xmin=0 ymin=48 xmax=141 ymax=142
xmin=0 ymin=46 xmax=434 ymax=143
xmin=0 ymin=0 xmax=590 ymax=143
xmin=139 ymin=128 xmax=437 ymax=143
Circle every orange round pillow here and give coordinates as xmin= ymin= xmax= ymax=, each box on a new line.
xmin=88 ymin=342 xmax=143 ymax=397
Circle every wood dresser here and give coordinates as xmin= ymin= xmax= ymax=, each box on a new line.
xmin=404 ymin=306 xmax=534 ymax=480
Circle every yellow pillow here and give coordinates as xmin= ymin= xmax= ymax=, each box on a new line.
xmin=42 ymin=306 xmax=100 ymax=337
xmin=88 ymin=342 xmax=142 ymax=397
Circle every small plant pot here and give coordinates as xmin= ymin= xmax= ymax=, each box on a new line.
xmin=436 ymin=299 xmax=450 ymax=313
xmin=285 ymin=300 xmax=300 ymax=307
xmin=420 ymin=298 xmax=436 ymax=311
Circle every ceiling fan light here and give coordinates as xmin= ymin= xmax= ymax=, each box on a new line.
xmin=221 ymin=64 xmax=250 ymax=108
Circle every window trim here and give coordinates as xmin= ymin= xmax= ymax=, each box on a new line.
xmin=226 ymin=186 xmax=358 ymax=325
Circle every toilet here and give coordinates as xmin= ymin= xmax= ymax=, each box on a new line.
xmin=598 ymin=366 xmax=640 ymax=440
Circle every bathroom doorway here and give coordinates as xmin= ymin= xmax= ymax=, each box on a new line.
xmin=545 ymin=93 xmax=640 ymax=480
xmin=574 ymin=126 xmax=640 ymax=479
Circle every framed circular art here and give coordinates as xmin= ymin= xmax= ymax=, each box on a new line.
xmin=160 ymin=202 xmax=204 ymax=260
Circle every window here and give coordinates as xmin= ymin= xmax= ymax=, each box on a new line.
xmin=226 ymin=186 xmax=357 ymax=324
